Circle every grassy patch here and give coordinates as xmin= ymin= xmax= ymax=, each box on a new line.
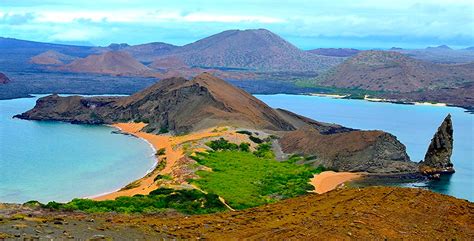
xmin=191 ymin=149 xmax=320 ymax=210
xmin=39 ymin=188 xmax=226 ymax=215
xmin=119 ymin=180 xmax=141 ymax=191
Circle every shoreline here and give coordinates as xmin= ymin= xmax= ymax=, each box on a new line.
xmin=310 ymin=171 xmax=362 ymax=194
xmin=85 ymin=125 xmax=159 ymax=200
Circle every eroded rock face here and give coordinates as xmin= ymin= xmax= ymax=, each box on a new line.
xmin=419 ymin=114 xmax=455 ymax=176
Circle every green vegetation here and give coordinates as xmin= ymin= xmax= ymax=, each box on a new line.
xmin=236 ymin=130 xmax=252 ymax=135
xmin=155 ymin=148 xmax=166 ymax=156
xmin=249 ymin=135 xmax=264 ymax=144
xmin=192 ymin=140 xmax=320 ymax=210
xmin=120 ymin=180 xmax=141 ymax=191
xmin=238 ymin=142 xmax=250 ymax=152
xmin=154 ymin=174 xmax=173 ymax=182
xmin=39 ymin=188 xmax=226 ymax=215
xmin=294 ymin=78 xmax=388 ymax=99
xmin=158 ymin=127 xmax=169 ymax=134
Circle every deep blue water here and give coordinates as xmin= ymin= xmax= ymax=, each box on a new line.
xmin=256 ymin=94 xmax=474 ymax=201
xmin=0 ymin=96 xmax=156 ymax=203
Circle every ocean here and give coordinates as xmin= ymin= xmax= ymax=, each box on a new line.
xmin=0 ymin=96 xmax=156 ymax=203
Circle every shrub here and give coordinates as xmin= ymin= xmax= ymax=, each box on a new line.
xmin=158 ymin=127 xmax=169 ymax=134
xmin=41 ymin=188 xmax=227 ymax=215
xmin=239 ymin=142 xmax=250 ymax=152
xmin=206 ymin=138 xmax=239 ymax=151
xmin=253 ymin=143 xmax=275 ymax=159
xmin=249 ymin=135 xmax=263 ymax=144
xmin=236 ymin=130 xmax=252 ymax=135
xmin=155 ymin=148 xmax=166 ymax=156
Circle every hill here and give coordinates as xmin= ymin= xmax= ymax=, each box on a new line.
xmin=0 ymin=72 xmax=10 ymax=84
xmin=16 ymin=73 xmax=295 ymax=133
xmin=0 ymin=186 xmax=472 ymax=239
xmin=58 ymin=51 xmax=154 ymax=76
xmin=307 ymin=48 xmax=360 ymax=57
xmin=30 ymin=50 xmax=77 ymax=65
xmin=121 ymin=42 xmax=178 ymax=62
xmin=162 ymin=29 xmax=342 ymax=72
xmin=313 ymin=50 xmax=474 ymax=93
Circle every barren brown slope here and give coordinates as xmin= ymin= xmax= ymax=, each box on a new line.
xmin=29 ymin=50 xmax=77 ymax=65
xmin=59 ymin=51 xmax=154 ymax=76
xmin=1 ymin=187 xmax=472 ymax=240
xmin=315 ymin=50 xmax=474 ymax=92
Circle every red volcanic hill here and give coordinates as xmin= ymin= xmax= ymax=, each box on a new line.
xmin=30 ymin=50 xmax=77 ymax=65
xmin=59 ymin=51 xmax=154 ymax=76
xmin=314 ymin=50 xmax=474 ymax=92
xmin=0 ymin=72 xmax=10 ymax=84
xmin=162 ymin=29 xmax=342 ymax=72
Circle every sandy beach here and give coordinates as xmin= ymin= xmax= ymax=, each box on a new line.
xmin=310 ymin=171 xmax=362 ymax=194
xmin=309 ymin=93 xmax=348 ymax=98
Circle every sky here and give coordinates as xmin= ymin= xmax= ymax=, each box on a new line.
xmin=0 ymin=0 xmax=473 ymax=49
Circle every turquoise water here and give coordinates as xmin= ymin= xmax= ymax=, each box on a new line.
xmin=256 ymin=94 xmax=474 ymax=201
xmin=0 ymin=96 xmax=156 ymax=203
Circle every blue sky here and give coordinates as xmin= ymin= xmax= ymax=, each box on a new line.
xmin=1 ymin=0 xmax=473 ymax=49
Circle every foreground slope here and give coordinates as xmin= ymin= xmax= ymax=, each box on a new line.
xmin=0 ymin=187 xmax=472 ymax=240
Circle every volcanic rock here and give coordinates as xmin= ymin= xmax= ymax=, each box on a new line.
xmin=419 ymin=114 xmax=455 ymax=176
xmin=277 ymin=110 xmax=416 ymax=173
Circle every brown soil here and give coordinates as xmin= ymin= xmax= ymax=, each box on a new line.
xmin=1 ymin=187 xmax=472 ymax=240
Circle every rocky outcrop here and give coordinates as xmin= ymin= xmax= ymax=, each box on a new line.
xmin=419 ymin=114 xmax=455 ymax=177
xmin=278 ymin=126 xmax=416 ymax=173
xmin=0 ymin=72 xmax=10 ymax=84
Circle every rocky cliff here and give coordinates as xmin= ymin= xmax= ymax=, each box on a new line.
xmin=276 ymin=109 xmax=416 ymax=173
xmin=419 ymin=114 xmax=455 ymax=176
